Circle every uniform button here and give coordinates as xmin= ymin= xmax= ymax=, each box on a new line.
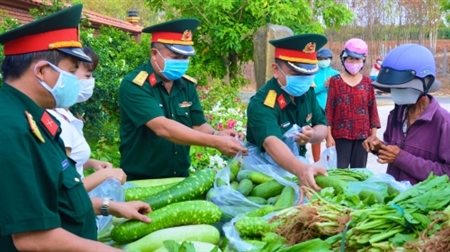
xmin=74 ymin=177 xmax=80 ymax=182
xmin=185 ymin=112 xmax=188 ymax=115
xmin=175 ymin=152 xmax=178 ymax=154
xmin=171 ymin=114 xmax=174 ymax=117
xmin=174 ymin=171 xmax=177 ymax=175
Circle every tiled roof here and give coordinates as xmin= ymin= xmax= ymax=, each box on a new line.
xmin=83 ymin=9 xmax=142 ymax=33
xmin=3 ymin=0 xmax=143 ymax=34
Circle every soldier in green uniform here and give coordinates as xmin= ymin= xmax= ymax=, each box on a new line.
xmin=246 ymin=34 xmax=329 ymax=192
xmin=0 ymin=5 xmax=150 ymax=251
xmin=119 ymin=18 xmax=247 ymax=180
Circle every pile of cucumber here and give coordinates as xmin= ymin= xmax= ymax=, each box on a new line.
xmin=108 ymin=169 xmax=223 ymax=251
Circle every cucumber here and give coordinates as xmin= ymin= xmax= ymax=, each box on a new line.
xmin=274 ymin=186 xmax=295 ymax=209
xmin=246 ymin=205 xmax=275 ymax=217
xmin=127 ymin=177 xmax=185 ymax=187
xmin=235 ymin=217 xmax=278 ymax=237
xmin=110 ymin=200 xmax=221 ymax=244
xmin=246 ymin=196 xmax=267 ymax=205
xmin=230 ymin=181 xmax=239 ymax=190
xmin=236 ymin=170 xmax=273 ymax=184
xmin=250 ymin=180 xmax=285 ymax=199
xmin=267 ymin=195 xmax=280 ymax=205
xmin=125 ymin=182 xmax=178 ymax=201
xmin=142 ymin=169 xmax=215 ymax=210
xmin=315 ymin=175 xmax=348 ymax=194
xmin=229 ymin=159 xmax=241 ymax=182
xmin=237 ymin=178 xmax=254 ymax=196
xmin=123 ymin=224 xmax=220 ymax=252
xmin=154 ymin=241 xmax=221 ymax=252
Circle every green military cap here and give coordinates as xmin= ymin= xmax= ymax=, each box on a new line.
xmin=270 ymin=34 xmax=328 ymax=75
xmin=0 ymin=4 xmax=91 ymax=62
xmin=143 ymin=18 xmax=200 ymax=56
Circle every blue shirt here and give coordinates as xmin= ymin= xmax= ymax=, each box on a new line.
xmin=313 ymin=67 xmax=340 ymax=109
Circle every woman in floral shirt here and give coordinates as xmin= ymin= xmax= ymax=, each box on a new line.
xmin=325 ymin=38 xmax=381 ymax=168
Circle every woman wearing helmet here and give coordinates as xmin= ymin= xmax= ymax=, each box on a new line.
xmin=363 ymin=44 xmax=450 ymax=185
xmin=325 ymin=38 xmax=381 ymax=168
xmin=312 ymin=48 xmax=340 ymax=162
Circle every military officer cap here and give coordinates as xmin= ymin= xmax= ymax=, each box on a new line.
xmin=0 ymin=4 xmax=91 ymax=63
xmin=142 ymin=18 xmax=200 ymax=56
xmin=270 ymin=34 xmax=328 ymax=75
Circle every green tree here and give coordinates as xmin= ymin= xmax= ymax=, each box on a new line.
xmin=441 ymin=0 xmax=450 ymax=23
xmin=145 ymin=0 xmax=354 ymax=83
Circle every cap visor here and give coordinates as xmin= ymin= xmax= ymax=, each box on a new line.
xmin=58 ymin=48 xmax=92 ymax=63
xmin=372 ymin=78 xmax=442 ymax=93
xmin=164 ymin=44 xmax=195 ymax=56
xmin=287 ymin=61 xmax=318 ymax=75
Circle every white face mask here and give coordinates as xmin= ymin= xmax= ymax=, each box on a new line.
xmin=391 ymin=88 xmax=423 ymax=105
xmin=76 ymin=78 xmax=95 ymax=103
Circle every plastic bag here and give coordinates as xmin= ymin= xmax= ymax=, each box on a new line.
xmin=88 ymin=178 xmax=125 ymax=235
xmin=311 ymin=146 xmax=337 ymax=169
xmin=347 ymin=173 xmax=412 ymax=196
xmin=210 ymin=152 xmax=262 ymax=220
xmin=224 ymin=211 xmax=279 ymax=252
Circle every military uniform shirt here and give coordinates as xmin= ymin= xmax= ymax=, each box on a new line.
xmin=0 ymin=84 xmax=97 ymax=251
xmin=119 ymin=61 xmax=206 ymax=180
xmin=246 ymin=77 xmax=327 ymax=157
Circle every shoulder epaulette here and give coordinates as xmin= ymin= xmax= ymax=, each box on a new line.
xmin=263 ymin=90 xmax=277 ymax=108
xmin=182 ymin=74 xmax=197 ymax=84
xmin=132 ymin=71 xmax=149 ymax=86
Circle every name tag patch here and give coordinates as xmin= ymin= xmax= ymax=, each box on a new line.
xmin=61 ymin=159 xmax=69 ymax=170
xmin=281 ymin=122 xmax=291 ymax=128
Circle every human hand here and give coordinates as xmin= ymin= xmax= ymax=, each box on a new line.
xmin=295 ymin=126 xmax=314 ymax=146
xmin=109 ymin=201 xmax=152 ymax=223
xmin=326 ymin=135 xmax=335 ymax=148
xmin=377 ymin=145 xmax=401 ymax=164
xmin=362 ymin=136 xmax=383 ymax=152
xmin=296 ymin=165 xmax=327 ymax=202
xmin=216 ymin=136 xmax=247 ymax=156
xmin=100 ymin=168 xmax=127 ymax=185
xmin=215 ymin=129 xmax=245 ymax=140
xmin=88 ymin=159 xmax=113 ymax=171
xmin=324 ymin=78 xmax=330 ymax=87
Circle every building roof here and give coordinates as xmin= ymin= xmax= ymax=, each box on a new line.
xmin=0 ymin=0 xmax=143 ymax=35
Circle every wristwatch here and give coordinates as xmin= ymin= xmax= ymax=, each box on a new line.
xmin=101 ymin=197 xmax=112 ymax=216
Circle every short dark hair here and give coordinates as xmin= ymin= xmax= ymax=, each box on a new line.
xmin=274 ymin=58 xmax=286 ymax=67
xmin=1 ymin=50 xmax=68 ymax=81
xmin=80 ymin=46 xmax=99 ymax=72
xmin=151 ymin=42 xmax=165 ymax=50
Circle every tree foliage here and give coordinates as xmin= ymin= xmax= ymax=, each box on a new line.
xmin=144 ymin=0 xmax=354 ymax=83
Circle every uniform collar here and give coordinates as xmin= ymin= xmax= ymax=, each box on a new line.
xmin=1 ymin=83 xmax=61 ymax=139
xmin=267 ymin=77 xmax=293 ymax=107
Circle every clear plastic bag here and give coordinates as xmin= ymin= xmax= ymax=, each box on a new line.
xmin=347 ymin=173 xmax=412 ymax=196
xmin=210 ymin=152 xmax=262 ymax=220
xmin=88 ymin=178 xmax=125 ymax=235
xmin=311 ymin=146 xmax=337 ymax=169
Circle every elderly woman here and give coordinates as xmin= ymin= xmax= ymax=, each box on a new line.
xmin=363 ymin=44 xmax=450 ymax=185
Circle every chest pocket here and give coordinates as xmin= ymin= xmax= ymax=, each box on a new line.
xmin=59 ymin=167 xmax=91 ymax=220
xmin=176 ymin=107 xmax=192 ymax=127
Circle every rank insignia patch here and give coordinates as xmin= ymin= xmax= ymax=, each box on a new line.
xmin=41 ymin=111 xmax=58 ymax=137
xmin=277 ymin=94 xmax=287 ymax=109
xmin=148 ymin=73 xmax=157 ymax=86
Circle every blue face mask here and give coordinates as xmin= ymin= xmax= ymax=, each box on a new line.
xmin=278 ymin=66 xmax=314 ymax=97
xmin=155 ymin=50 xmax=189 ymax=80
xmin=35 ymin=61 xmax=80 ymax=108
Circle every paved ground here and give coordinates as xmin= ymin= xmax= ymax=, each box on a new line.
xmin=241 ymin=93 xmax=450 ymax=175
